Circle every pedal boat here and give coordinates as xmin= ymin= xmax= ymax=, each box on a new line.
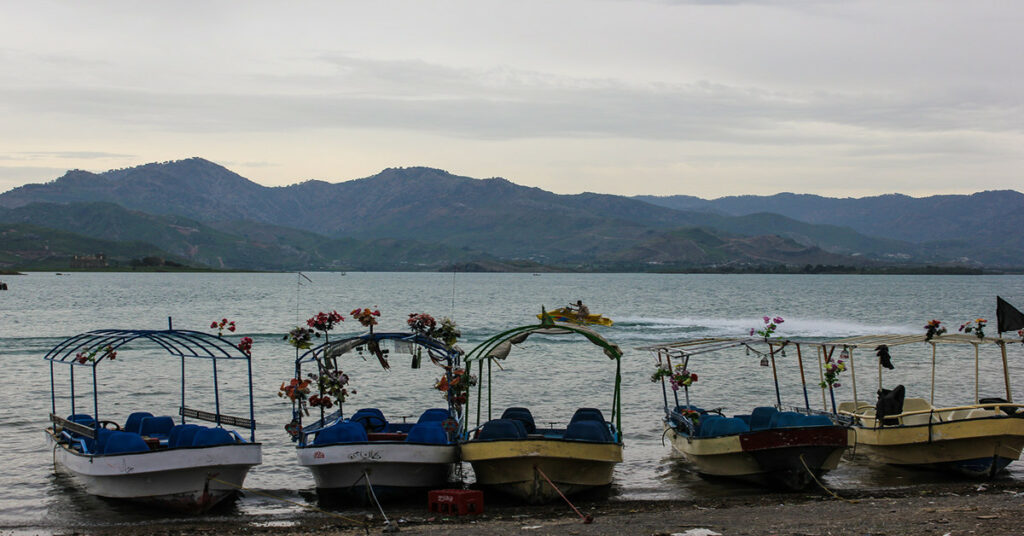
xmin=828 ymin=332 xmax=1024 ymax=477
xmin=460 ymin=310 xmax=624 ymax=503
xmin=44 ymin=324 xmax=262 ymax=512
xmin=289 ymin=331 xmax=463 ymax=501
xmin=641 ymin=338 xmax=848 ymax=490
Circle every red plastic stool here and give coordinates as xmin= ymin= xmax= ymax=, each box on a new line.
xmin=428 ymin=489 xmax=484 ymax=515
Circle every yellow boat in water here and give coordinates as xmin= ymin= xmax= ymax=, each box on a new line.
xmin=536 ymin=307 xmax=613 ymax=327
xmin=460 ymin=309 xmax=623 ymax=503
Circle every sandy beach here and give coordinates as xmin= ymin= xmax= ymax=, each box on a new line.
xmin=40 ymin=479 xmax=1024 ymax=536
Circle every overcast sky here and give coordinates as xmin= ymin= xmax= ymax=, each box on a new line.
xmin=1 ymin=1 xmax=1020 ymax=198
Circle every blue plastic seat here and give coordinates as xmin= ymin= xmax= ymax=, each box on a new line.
xmin=351 ymin=408 xmax=388 ymax=432
xmin=802 ymin=415 xmax=835 ymax=427
xmin=103 ymin=431 xmax=150 ymax=455
xmin=749 ymin=407 xmax=779 ymax=431
xmin=478 ymin=419 xmax=527 ymax=440
xmin=192 ymin=427 xmax=236 ymax=447
xmin=770 ymin=411 xmax=806 ymax=429
xmin=168 ymin=424 xmax=203 ymax=448
xmin=124 ymin=412 xmax=154 ymax=434
xmin=696 ymin=414 xmax=724 ymax=436
xmin=406 ymin=422 xmax=449 ymax=444
xmin=139 ymin=416 xmax=175 ymax=438
xmin=86 ymin=428 xmax=115 ymax=454
xmin=353 ymin=407 xmax=385 ymax=419
xmin=701 ymin=417 xmax=749 ymax=437
xmin=501 ymin=407 xmax=537 ymax=434
xmin=417 ymin=408 xmax=450 ymax=424
xmin=564 ymin=420 xmax=614 ymax=442
xmin=68 ymin=413 xmax=96 ymax=427
xmin=314 ymin=421 xmax=369 ymax=445
xmin=569 ymin=408 xmax=605 ymax=425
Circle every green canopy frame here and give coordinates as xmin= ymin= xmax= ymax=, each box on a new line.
xmin=463 ymin=309 xmax=623 ymax=437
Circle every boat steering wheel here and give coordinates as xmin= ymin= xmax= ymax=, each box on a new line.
xmin=98 ymin=420 xmax=121 ymax=431
xmin=356 ymin=415 xmax=387 ymax=433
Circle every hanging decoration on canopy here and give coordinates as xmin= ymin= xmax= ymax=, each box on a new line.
xmin=875 ymin=344 xmax=894 ymax=369
xmin=924 ymin=319 xmax=946 ymax=341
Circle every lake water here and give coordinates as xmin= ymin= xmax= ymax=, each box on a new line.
xmin=2 ymin=272 xmax=1024 ymax=531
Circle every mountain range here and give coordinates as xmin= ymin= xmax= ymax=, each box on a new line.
xmin=0 ymin=157 xmax=1019 ymax=271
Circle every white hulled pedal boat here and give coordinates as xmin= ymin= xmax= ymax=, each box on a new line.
xmin=286 ymin=327 xmax=464 ymax=502
xmin=45 ymin=323 xmax=262 ymax=512
xmin=640 ymin=337 xmax=849 ymax=490
xmin=459 ymin=310 xmax=625 ymax=503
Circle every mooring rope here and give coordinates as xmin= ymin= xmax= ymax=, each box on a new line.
xmin=797 ymin=455 xmax=858 ymax=504
xmin=208 ymin=476 xmax=370 ymax=531
xmin=361 ymin=471 xmax=397 ymax=532
xmin=535 ymin=466 xmax=593 ymax=524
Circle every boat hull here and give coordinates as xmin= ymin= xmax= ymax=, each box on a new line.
xmin=460 ymin=439 xmax=622 ymax=503
xmin=849 ymin=416 xmax=1024 ymax=477
xmin=297 ymin=442 xmax=457 ymax=500
xmin=47 ymin=430 xmax=261 ymax=513
xmin=667 ymin=424 xmax=848 ymax=490
xmin=536 ymin=309 xmax=613 ymax=326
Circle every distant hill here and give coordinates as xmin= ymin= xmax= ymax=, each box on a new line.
xmin=0 ymin=202 xmax=499 ymax=271
xmin=0 ymin=223 xmax=187 ymax=269
xmin=1 ymin=158 xmax=1021 ymax=270
xmin=635 ymin=191 xmax=1024 ymax=254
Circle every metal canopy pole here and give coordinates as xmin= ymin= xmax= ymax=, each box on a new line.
xmin=181 ymin=355 xmax=186 ymax=424
xmin=1000 ymin=341 xmax=1013 ymax=403
xmin=796 ymin=343 xmax=810 ymax=411
xmin=817 ymin=347 xmax=827 ymax=410
xmin=930 ymin=342 xmax=936 ymax=406
xmin=70 ymin=365 xmax=76 ymax=418
xmin=212 ymin=356 xmax=221 ymax=426
xmin=848 ymin=347 xmax=857 ymax=406
xmin=769 ymin=345 xmax=782 ymax=407
xmin=975 ymin=343 xmax=980 ymax=404
xmin=248 ymin=352 xmax=256 ymax=443
xmin=658 ymin=350 xmax=669 ymax=413
xmin=50 ymin=361 xmax=56 ymax=416
xmin=92 ymin=365 xmax=99 ymax=425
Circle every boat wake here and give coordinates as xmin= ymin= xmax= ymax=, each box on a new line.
xmin=610 ymin=315 xmax=917 ymax=342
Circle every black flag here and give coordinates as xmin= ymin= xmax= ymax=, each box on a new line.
xmin=997 ymin=296 xmax=1024 ymax=335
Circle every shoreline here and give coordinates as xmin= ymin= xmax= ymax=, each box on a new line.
xmin=13 ymin=479 xmax=1024 ymax=535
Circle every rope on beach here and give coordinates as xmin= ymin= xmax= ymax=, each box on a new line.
xmin=361 ymin=471 xmax=398 ymax=533
xmin=797 ymin=455 xmax=858 ymax=504
xmin=535 ymin=466 xmax=594 ymax=524
xmin=209 ymin=476 xmax=371 ymax=532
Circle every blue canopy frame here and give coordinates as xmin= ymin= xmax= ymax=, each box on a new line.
xmin=46 ymin=318 xmax=257 ymax=442
xmin=292 ymin=331 xmax=462 ymax=446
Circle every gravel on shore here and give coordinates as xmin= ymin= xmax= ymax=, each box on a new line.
xmin=27 ymin=480 xmax=1024 ymax=536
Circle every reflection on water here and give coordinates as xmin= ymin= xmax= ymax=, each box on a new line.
xmin=2 ymin=272 xmax=1024 ymax=530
